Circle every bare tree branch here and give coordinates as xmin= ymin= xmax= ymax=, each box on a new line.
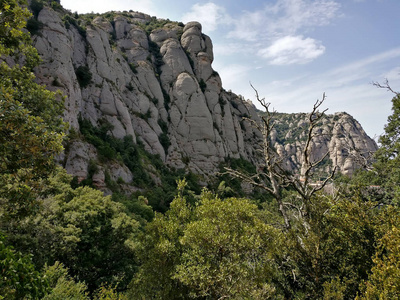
xmin=372 ymin=78 xmax=399 ymax=95
xmin=225 ymin=86 xmax=337 ymax=230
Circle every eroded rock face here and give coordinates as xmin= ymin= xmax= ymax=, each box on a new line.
xmin=32 ymin=6 xmax=377 ymax=185
xmin=270 ymin=112 xmax=378 ymax=176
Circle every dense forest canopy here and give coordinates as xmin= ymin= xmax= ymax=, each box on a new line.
xmin=1 ymin=0 xmax=400 ymax=299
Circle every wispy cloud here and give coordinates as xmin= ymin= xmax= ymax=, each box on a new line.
xmin=327 ymin=47 xmax=400 ymax=78
xmin=181 ymin=2 xmax=231 ymax=33
xmin=228 ymin=0 xmax=341 ymax=40
xmin=253 ymin=47 xmax=400 ymax=136
xmin=180 ymin=1 xmax=340 ymax=64
xmin=221 ymin=0 xmax=340 ymax=64
xmin=258 ymin=35 xmax=325 ymax=65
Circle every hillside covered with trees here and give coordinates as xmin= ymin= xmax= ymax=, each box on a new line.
xmin=1 ymin=0 xmax=400 ymax=299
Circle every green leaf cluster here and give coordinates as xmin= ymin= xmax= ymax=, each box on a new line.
xmin=129 ymin=182 xmax=283 ymax=299
xmin=0 ymin=233 xmax=48 ymax=299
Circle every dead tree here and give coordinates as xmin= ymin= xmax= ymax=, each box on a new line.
xmin=224 ymin=85 xmax=336 ymax=230
xmin=372 ymin=78 xmax=399 ymax=96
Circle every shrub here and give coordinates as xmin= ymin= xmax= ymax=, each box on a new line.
xmin=199 ymin=79 xmax=207 ymax=93
xmin=129 ymin=63 xmax=138 ymax=74
xmin=75 ymin=65 xmax=92 ymax=88
xmin=159 ymin=132 xmax=170 ymax=154
xmin=30 ymin=0 xmax=43 ymax=18
xmin=26 ymin=17 xmax=43 ymax=35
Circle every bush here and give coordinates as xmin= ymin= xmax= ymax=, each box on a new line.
xmin=26 ymin=17 xmax=43 ymax=35
xmin=129 ymin=63 xmax=138 ymax=74
xmin=75 ymin=65 xmax=92 ymax=88
xmin=0 ymin=233 xmax=48 ymax=299
xmin=30 ymin=0 xmax=43 ymax=18
xmin=159 ymin=132 xmax=170 ymax=154
xmin=199 ymin=78 xmax=207 ymax=93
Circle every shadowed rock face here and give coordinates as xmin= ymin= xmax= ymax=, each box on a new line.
xmin=32 ymin=7 xmax=377 ymax=185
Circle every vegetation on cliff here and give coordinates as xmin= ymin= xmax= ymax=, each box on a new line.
xmin=1 ymin=0 xmax=400 ymax=299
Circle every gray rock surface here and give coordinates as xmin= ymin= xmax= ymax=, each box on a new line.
xmin=32 ymin=6 xmax=377 ymax=187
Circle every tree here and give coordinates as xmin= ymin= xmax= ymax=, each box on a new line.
xmin=0 ymin=0 xmax=64 ymax=220
xmin=0 ymin=232 xmax=48 ymax=299
xmin=0 ymin=95 xmax=64 ymax=219
xmin=43 ymin=261 xmax=128 ymax=300
xmin=35 ymin=180 xmax=140 ymax=292
xmin=225 ymin=85 xmax=336 ymax=229
xmin=42 ymin=262 xmax=89 ymax=300
xmin=174 ymin=193 xmax=281 ymax=299
xmin=280 ymin=194 xmax=378 ymax=299
xmin=373 ymin=90 xmax=400 ymax=203
xmin=356 ymin=206 xmax=400 ymax=299
xmin=128 ymin=180 xmax=192 ymax=299
xmin=129 ymin=180 xmax=283 ymax=299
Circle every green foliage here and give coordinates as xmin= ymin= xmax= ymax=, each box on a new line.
xmin=129 ymin=184 xmax=282 ymax=299
xmin=148 ymin=40 xmax=164 ymax=75
xmin=199 ymin=78 xmax=207 ymax=93
xmin=357 ymin=206 xmax=400 ymax=299
xmin=159 ymin=132 xmax=170 ymax=153
xmin=78 ymin=116 xmax=200 ymax=211
xmin=1 ymin=0 xmax=33 ymax=56
xmin=127 ymin=181 xmax=196 ymax=299
xmin=43 ymin=262 xmax=89 ymax=300
xmin=29 ymin=0 xmax=43 ymax=18
xmin=279 ymin=194 xmax=378 ymax=299
xmin=125 ymin=82 xmax=134 ymax=91
xmin=0 ymin=0 xmax=64 ymax=220
xmin=78 ymin=117 xmax=152 ymax=185
xmin=50 ymin=0 xmax=62 ymax=11
xmin=75 ymin=65 xmax=92 ymax=88
xmin=63 ymin=14 xmax=87 ymax=37
xmin=371 ymin=94 xmax=400 ymax=203
xmin=135 ymin=16 xmax=174 ymax=35
xmin=3 ymin=2 xmax=400 ymax=299
xmin=174 ymin=194 xmax=281 ymax=299
xmin=113 ymin=193 xmax=154 ymax=224
xmin=214 ymin=157 xmax=258 ymax=198
xmin=128 ymin=62 xmax=138 ymax=74
xmin=26 ymin=17 xmax=43 ymax=35
xmin=0 ymin=232 xmax=48 ymax=299
xmin=94 ymin=284 xmax=128 ymax=300
xmin=35 ymin=184 xmax=140 ymax=292
xmin=0 ymin=96 xmax=64 ymax=219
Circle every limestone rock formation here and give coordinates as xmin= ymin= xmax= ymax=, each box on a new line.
xmin=269 ymin=112 xmax=378 ymax=176
xmin=30 ymin=5 xmax=377 ymax=188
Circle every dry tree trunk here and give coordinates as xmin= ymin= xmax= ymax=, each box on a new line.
xmin=224 ymin=85 xmax=337 ymax=230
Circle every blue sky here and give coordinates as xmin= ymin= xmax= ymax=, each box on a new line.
xmin=61 ymin=0 xmax=400 ymax=139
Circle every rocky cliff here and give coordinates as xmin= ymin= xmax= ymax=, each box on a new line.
xmin=269 ymin=111 xmax=378 ymax=177
xmin=30 ymin=4 xmax=377 ymax=188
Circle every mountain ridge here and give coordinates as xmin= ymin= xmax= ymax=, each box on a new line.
xmin=29 ymin=3 xmax=377 ymax=190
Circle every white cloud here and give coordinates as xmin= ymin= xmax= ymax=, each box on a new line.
xmin=181 ymin=2 xmax=231 ymax=33
xmin=382 ymin=67 xmax=400 ymax=88
xmin=258 ymin=35 xmax=325 ymax=65
xmin=249 ymin=48 xmax=400 ymax=137
xmin=228 ymin=0 xmax=341 ymax=41
xmin=265 ymin=0 xmax=341 ymax=34
xmin=328 ymin=47 xmax=400 ymax=77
